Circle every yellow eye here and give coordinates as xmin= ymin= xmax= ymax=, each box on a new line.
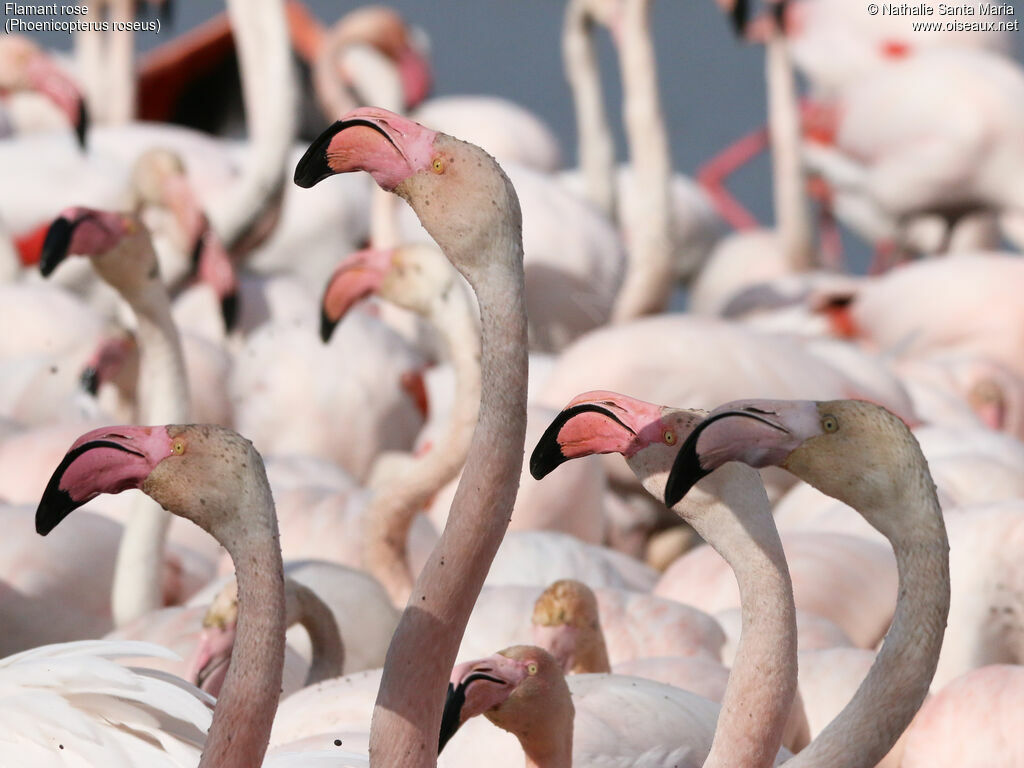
xmin=527 ymin=662 xmax=538 ymax=675
xmin=172 ymin=440 xmax=185 ymax=455
xmin=431 ymin=157 xmax=445 ymax=174
xmin=664 ymin=430 xmax=676 ymax=445
xmin=821 ymin=415 xmax=839 ymax=433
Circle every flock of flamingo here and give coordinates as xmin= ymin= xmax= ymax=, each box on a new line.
xmin=1 ymin=0 xmax=1023 ymax=765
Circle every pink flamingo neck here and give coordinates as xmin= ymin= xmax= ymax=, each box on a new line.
xmin=369 ymin=248 xmax=529 ymax=766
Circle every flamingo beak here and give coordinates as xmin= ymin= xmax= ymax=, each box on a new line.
xmin=530 ymin=391 xmax=668 ymax=479
xmin=319 ymin=247 xmax=394 ymax=342
xmin=294 ymin=106 xmax=437 ymax=190
xmin=439 ymin=654 xmax=527 ymax=753
xmin=36 ymin=425 xmax=175 ymax=535
xmin=38 ymin=214 xmax=79 ymax=276
xmin=664 ymin=400 xmax=816 ymax=507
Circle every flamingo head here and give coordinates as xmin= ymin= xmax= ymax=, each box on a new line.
xmin=531 ymin=579 xmax=607 ymax=674
xmin=320 ymin=246 xmax=395 ymax=342
xmin=37 ymin=424 xmax=267 ymax=543
xmin=296 ymin=106 xmax=521 ymax=280
xmin=530 ymin=390 xmax=697 ymax=479
xmin=0 ymin=35 xmax=88 ymax=147
xmin=79 ymin=332 xmax=138 ymax=397
xmin=40 ymin=207 xmax=158 ymax=294
xmin=439 ymin=646 xmax=566 ymax=753
xmin=35 ymin=425 xmax=177 ymax=535
xmin=320 ymin=243 xmax=457 ymax=342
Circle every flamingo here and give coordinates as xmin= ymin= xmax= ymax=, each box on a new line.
xmin=294 ymin=105 xmax=529 ymax=766
xmin=665 ymin=397 xmax=950 ymax=767
xmin=33 ymin=422 xmax=372 ymax=767
xmin=438 ymin=645 xmax=732 ymax=768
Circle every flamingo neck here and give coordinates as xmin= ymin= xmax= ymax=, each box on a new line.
xmin=611 ymin=0 xmax=674 ymax=322
xmin=788 ymin=475 xmax=949 ymax=767
xmin=766 ymin=34 xmax=815 ymax=272
xmin=111 ymin=278 xmax=190 ymax=626
xmin=370 ymin=242 xmax=529 ymax=767
xmin=564 ymin=0 xmax=616 ymax=219
xmin=199 ymin=471 xmax=286 ymax=768
xmin=365 ymin=277 xmax=482 ymax=606
xmin=211 ymin=0 xmax=295 ymax=251
xmin=692 ymin=487 xmax=796 ymax=768
xmin=517 ymin=694 xmax=574 ymax=768
xmin=285 ymin=579 xmax=344 ymax=687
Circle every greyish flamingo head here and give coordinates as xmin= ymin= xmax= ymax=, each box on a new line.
xmin=0 ymin=35 xmax=89 ymax=147
xmin=438 ymin=646 xmax=564 ymax=753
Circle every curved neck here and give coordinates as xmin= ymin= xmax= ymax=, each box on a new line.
xmin=564 ymin=0 xmax=617 ymax=219
xmin=365 ymin=278 xmax=482 ymax=606
xmin=766 ymin=33 xmax=815 ymax=272
xmin=210 ymin=0 xmax=295 ymax=251
xmin=370 ymin=249 xmax=529 ymax=767
xmin=788 ymin=490 xmax=949 ymax=768
xmin=112 ymin=279 xmax=191 ymax=626
xmin=671 ymin=479 xmax=797 ymax=768
xmin=611 ymin=0 xmax=674 ymax=322
xmin=285 ymin=580 xmax=345 ymax=687
xmin=200 ymin=470 xmax=286 ymax=768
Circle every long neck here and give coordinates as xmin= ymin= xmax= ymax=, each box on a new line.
xmin=200 ymin=471 xmax=286 ymax=768
xmin=611 ymin=0 xmax=674 ymax=322
xmin=111 ymin=281 xmax=191 ymax=626
xmin=788 ymin=489 xmax=949 ymax=768
xmin=564 ymin=0 xmax=617 ymax=219
xmin=211 ymin=0 xmax=295 ymax=250
xmin=365 ymin=280 xmax=482 ymax=606
xmin=677 ymin=480 xmax=797 ymax=768
xmin=766 ymin=33 xmax=815 ymax=272
xmin=285 ymin=580 xmax=345 ymax=687
xmin=369 ymin=251 xmax=529 ymax=767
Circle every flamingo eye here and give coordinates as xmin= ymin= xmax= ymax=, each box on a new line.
xmin=527 ymin=662 xmax=538 ymax=675
xmin=664 ymin=430 xmax=675 ymax=445
xmin=821 ymin=415 xmax=839 ymax=433
xmin=432 ymin=157 xmax=445 ymax=174
xmin=172 ymin=440 xmax=186 ymax=455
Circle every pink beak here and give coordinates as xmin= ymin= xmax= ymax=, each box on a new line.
xmin=319 ymin=247 xmax=394 ymax=342
xmin=396 ymin=44 xmax=432 ymax=109
xmin=36 ymin=425 xmax=175 ymax=535
xmin=189 ymin=623 xmax=238 ymax=697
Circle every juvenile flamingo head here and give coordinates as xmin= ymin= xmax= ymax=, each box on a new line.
xmin=189 ymin=579 xmax=241 ymax=697
xmin=39 ymin=207 xmax=141 ymax=277
xmin=439 ymin=646 xmax=565 ymax=753
xmin=0 ymin=35 xmax=89 ymax=147
xmin=530 ymin=390 xmax=698 ymax=479
xmin=531 ymin=579 xmax=607 ymax=674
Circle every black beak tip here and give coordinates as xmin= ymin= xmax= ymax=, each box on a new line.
xmin=74 ymin=100 xmax=89 ymax=149
xmin=528 ymin=438 xmax=568 ymax=481
xmin=221 ymin=292 xmax=239 ymax=333
xmin=663 ymin=450 xmax=709 ymax=508
xmin=79 ymin=366 xmax=100 ymax=396
xmin=39 ymin=217 xmax=74 ymax=277
xmin=35 ymin=488 xmax=75 ymax=536
xmin=294 ymin=122 xmax=343 ymax=189
xmin=438 ymin=682 xmax=464 ymax=754
xmin=319 ymin=308 xmax=339 ymax=344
